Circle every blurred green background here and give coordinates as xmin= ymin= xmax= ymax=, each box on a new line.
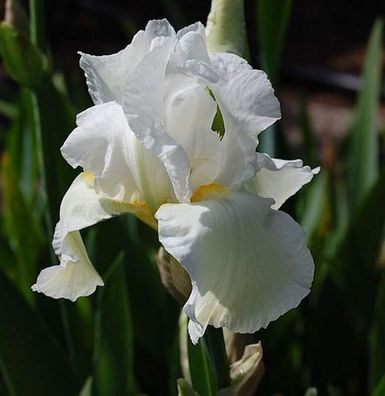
xmin=0 ymin=0 xmax=384 ymax=395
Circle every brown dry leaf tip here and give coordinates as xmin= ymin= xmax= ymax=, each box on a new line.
xmin=376 ymin=239 xmax=385 ymax=269
xmin=219 ymin=342 xmax=264 ymax=396
xmin=4 ymin=0 xmax=29 ymax=36
xmin=155 ymin=246 xmax=192 ymax=305
xmin=177 ymin=378 xmax=200 ymax=396
xmin=224 ymin=330 xmax=255 ymax=364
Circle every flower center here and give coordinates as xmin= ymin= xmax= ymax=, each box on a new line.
xmin=191 ymin=183 xmax=229 ymax=202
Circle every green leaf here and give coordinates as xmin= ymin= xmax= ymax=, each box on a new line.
xmin=204 ymin=327 xmax=229 ymax=389
xmin=257 ymin=0 xmax=292 ymax=86
xmin=298 ymin=171 xmax=328 ymax=240
xmin=256 ymin=0 xmax=292 ymax=155
xmin=25 ymin=82 xmax=76 ymax=236
xmin=335 ymin=170 xmax=385 ymax=332
xmin=118 ymin=218 xmax=181 ymax=395
xmin=369 ymin=273 xmax=385 ymax=391
xmin=342 ymin=169 xmax=385 ymax=270
xmin=347 ymin=19 xmax=383 ymax=211
xmin=372 ymin=375 xmax=385 ymax=396
xmin=0 ymin=270 xmax=79 ymax=395
xmin=1 ymin=152 xmax=43 ymax=303
xmin=187 ymin=334 xmax=217 ymax=396
xmin=93 ymin=253 xmax=138 ymax=396
xmin=0 ymin=22 xmax=47 ymax=88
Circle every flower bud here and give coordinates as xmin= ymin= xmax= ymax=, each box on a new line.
xmin=219 ymin=342 xmax=264 ymax=396
xmin=0 ymin=1 xmax=48 ymax=88
xmin=4 ymin=0 xmax=29 ymax=37
xmin=177 ymin=378 xmax=199 ymax=396
xmin=206 ymin=0 xmax=246 ymax=56
xmin=155 ymin=247 xmax=192 ymax=305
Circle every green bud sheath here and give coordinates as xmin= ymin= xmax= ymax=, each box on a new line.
xmin=206 ymin=0 xmax=246 ymax=56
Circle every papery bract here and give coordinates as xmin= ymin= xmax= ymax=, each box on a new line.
xmin=32 ymin=19 xmax=319 ymax=343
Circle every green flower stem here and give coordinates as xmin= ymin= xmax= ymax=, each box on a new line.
xmin=204 ymin=327 xmax=230 ymax=388
xmin=29 ymin=0 xmax=45 ymax=50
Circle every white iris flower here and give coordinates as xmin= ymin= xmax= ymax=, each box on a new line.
xmin=32 ymin=20 xmax=319 ymax=344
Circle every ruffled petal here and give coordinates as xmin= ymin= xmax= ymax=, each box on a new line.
xmin=156 ymin=192 xmax=314 ymax=343
xmin=209 ymin=53 xmax=281 ymax=188
xmin=79 ymin=19 xmax=176 ymax=104
xmin=32 ymin=173 xmax=111 ymax=300
xmin=245 ymin=153 xmax=320 ymax=209
xmin=171 ymin=29 xmax=281 ymax=190
xmin=120 ymin=26 xmax=194 ymax=202
xmin=173 ymin=22 xmax=218 ymax=82
xmin=61 ymin=102 xmax=138 ymax=201
xmin=61 ymin=102 xmax=173 ymax=211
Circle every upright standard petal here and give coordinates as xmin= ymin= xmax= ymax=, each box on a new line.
xmin=156 ymin=192 xmax=314 ymax=343
xmin=163 ymin=73 xmax=223 ymax=191
xmin=79 ymin=19 xmax=176 ymax=104
xmin=245 ymin=153 xmax=320 ymax=209
xmin=171 ymin=28 xmax=281 ymax=190
xmin=122 ymin=29 xmax=192 ymax=202
xmin=209 ymin=53 xmax=281 ymax=189
xmin=32 ymin=173 xmax=111 ymax=301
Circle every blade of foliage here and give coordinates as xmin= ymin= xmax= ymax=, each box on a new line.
xmin=257 ymin=0 xmax=292 ymax=86
xmin=8 ymin=92 xmax=39 ymax=202
xmin=29 ymin=0 xmax=46 ymax=50
xmin=88 ymin=216 xmax=180 ymax=395
xmin=204 ymin=327 xmax=230 ymax=389
xmin=0 ymin=22 xmax=47 ymax=88
xmin=256 ymin=0 xmax=292 ymax=155
xmin=1 ymin=152 xmax=43 ymax=303
xmin=347 ymin=19 xmax=383 ymax=211
xmin=369 ymin=273 xmax=385 ymax=391
xmin=336 ymin=170 xmax=385 ymax=333
xmin=298 ymin=170 xmax=328 ymax=241
xmin=0 ymin=270 xmax=79 ymax=395
xmin=29 ymin=83 xmax=77 ymax=227
xmin=120 ymin=217 xmax=181 ymax=395
xmin=93 ymin=252 xmax=138 ymax=396
xmin=372 ymin=375 xmax=385 ymax=396
xmin=188 ymin=335 xmax=217 ymax=396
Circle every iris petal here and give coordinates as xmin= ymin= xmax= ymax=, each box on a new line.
xmin=246 ymin=153 xmax=320 ymax=209
xmin=33 ymin=173 xmax=111 ymax=300
xmin=156 ymin=191 xmax=314 ymax=343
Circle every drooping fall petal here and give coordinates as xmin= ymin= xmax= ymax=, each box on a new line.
xmin=156 ymin=191 xmax=314 ymax=343
xmin=32 ymin=173 xmax=110 ymax=300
